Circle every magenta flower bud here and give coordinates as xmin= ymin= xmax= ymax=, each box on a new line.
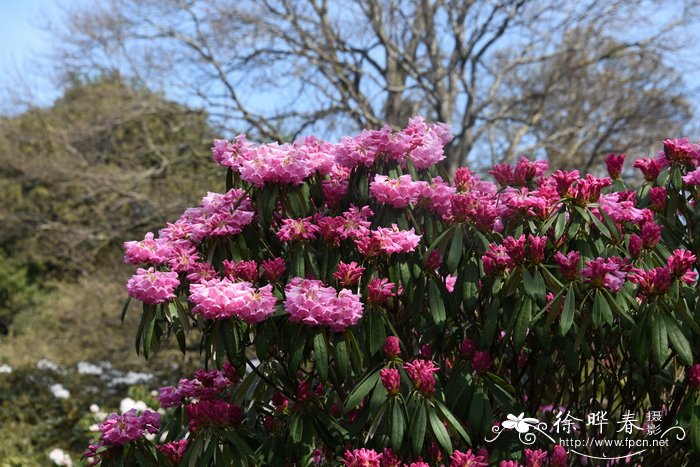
xmin=380 ymin=368 xmax=401 ymax=395
xmin=426 ymin=250 xmax=443 ymax=270
xmin=550 ymin=444 xmax=568 ymax=467
xmin=333 ymin=261 xmax=365 ymax=287
xmin=450 ymin=449 xmax=489 ymax=467
xmin=472 ymin=351 xmax=492 ymax=375
xmin=404 ymin=359 xmax=440 ymax=395
xmin=554 ymin=251 xmax=580 ymax=282
xmin=420 ymin=343 xmax=433 ymax=359
xmin=262 ymin=257 xmax=286 ymax=281
xmin=157 ymin=440 xmax=188 ymax=465
xmin=459 ymin=339 xmax=475 ymax=358
xmin=629 ymin=234 xmax=643 ymax=258
xmin=527 ymin=234 xmax=547 ymax=264
xmin=384 ymin=336 xmax=401 ymax=358
xmin=604 ymin=153 xmax=625 ymax=180
xmin=649 ymin=187 xmax=666 ymax=211
xmin=524 ymin=448 xmax=548 ymax=467
xmin=690 ymin=364 xmax=700 ymax=389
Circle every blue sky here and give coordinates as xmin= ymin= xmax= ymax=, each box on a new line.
xmin=0 ymin=1 xmax=61 ymax=69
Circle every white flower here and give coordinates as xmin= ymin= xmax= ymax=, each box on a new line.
xmin=108 ymin=371 xmax=153 ymax=386
xmin=38 ymin=359 xmax=60 ymax=371
xmin=120 ymin=397 xmax=148 ymax=413
xmin=48 ymin=448 xmax=72 ymax=466
xmin=89 ymin=404 xmax=100 ymax=413
xmin=0 ymin=364 xmax=12 ymax=373
xmin=49 ymin=384 xmax=70 ymax=399
xmin=89 ymin=424 xmax=99 ymax=432
xmin=77 ymin=361 xmax=103 ymax=375
xmin=501 ymin=412 xmax=540 ymax=433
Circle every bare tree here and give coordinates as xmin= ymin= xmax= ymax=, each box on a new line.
xmin=53 ymin=0 xmax=699 ymax=170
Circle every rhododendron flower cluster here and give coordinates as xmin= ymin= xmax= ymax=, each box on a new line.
xmin=114 ymin=119 xmax=700 ymax=465
xmin=189 ymin=278 xmax=275 ymax=322
xmin=284 ymin=278 xmax=363 ymax=331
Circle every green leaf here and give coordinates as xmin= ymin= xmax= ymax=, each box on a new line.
xmin=560 ymin=287 xmax=576 ymax=335
xmin=391 ymin=399 xmax=406 ymax=451
xmin=591 ymin=290 xmax=612 ymax=326
xmin=411 ymin=400 xmax=427 ymax=455
xmin=369 ymin=311 xmax=387 ymax=356
xmin=447 ymin=227 xmax=463 ymax=273
xmin=313 ymin=331 xmax=329 ymax=382
xmin=121 ymin=297 xmax=131 ymax=323
xmin=434 ymin=400 xmax=471 ymax=443
xmin=691 ymin=396 xmax=700 ymax=453
xmin=428 ymin=280 xmax=446 ymax=326
xmin=554 ymin=212 xmax=567 ymax=241
xmin=344 ymin=371 xmax=380 ymax=413
xmin=589 ymin=212 xmax=611 ymax=240
xmin=334 ymin=338 xmax=349 ymax=382
xmin=142 ymin=304 xmax=158 ymax=359
xmin=429 ymin=408 xmax=452 ymax=453
xmin=651 ymin=312 xmax=669 ymax=366
xmin=513 ymin=298 xmax=532 ymax=350
xmin=663 ymin=313 xmax=693 ymax=365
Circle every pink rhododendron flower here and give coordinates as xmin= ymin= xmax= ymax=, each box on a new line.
xmin=489 ymin=163 xmax=514 ymax=187
xmin=524 ymin=448 xmax=548 ymax=467
xmin=683 ymin=167 xmax=700 ymax=185
xmin=598 ymin=193 xmax=645 ymax=224
xmin=342 ymin=448 xmax=383 ymax=467
xmin=667 ymin=249 xmax=697 ymax=280
xmin=628 ymin=234 xmax=643 ymax=258
xmin=426 ymin=250 xmax=443 ymax=270
xmin=262 ymin=258 xmax=286 ymax=281
xmin=662 ymin=137 xmax=700 ymax=165
xmin=648 ymin=187 xmax=667 ymax=211
xmin=571 ymin=174 xmax=612 ymax=204
xmin=550 ymin=444 xmax=568 ymax=467
xmin=604 ymin=153 xmax=625 ymax=179
xmin=482 ymin=244 xmax=512 ymax=276
xmin=284 ymin=278 xmax=363 ymax=331
xmin=358 ymin=224 xmax=421 ymax=255
xmin=630 ymin=267 xmax=672 ymax=298
xmin=123 ymin=232 xmax=170 ymax=265
xmin=222 ymin=259 xmax=258 ymax=282
xmin=499 ymin=462 xmax=522 ymax=467
xmin=211 ymin=134 xmax=250 ymax=169
xmin=367 ymin=277 xmax=395 ymax=304
xmin=99 ymin=409 xmax=160 ymax=446
xmin=370 ymin=174 xmax=426 ymax=208
xmin=472 ymin=351 xmax=492 ymax=374
xmin=337 ymin=205 xmax=373 ymax=239
xmin=421 ymin=176 xmax=457 ymax=218
xmin=459 ymin=338 xmax=475 ymax=358
xmin=333 ymin=261 xmax=365 ymax=287
xmin=126 ymin=268 xmax=179 ymax=304
xmin=189 ymin=278 xmax=275 ymax=323
xmin=513 ymin=157 xmax=548 ymax=185
xmin=380 ymin=368 xmax=401 ymax=395
xmin=527 ymin=234 xmax=547 ymax=264
xmin=640 ymin=221 xmax=662 ymax=248
xmin=157 ymin=440 xmax=189 ymax=465
xmin=581 ymin=257 xmax=626 ymax=292
xmin=276 ymin=216 xmax=320 ymax=242
xmin=690 ymin=364 xmax=700 ymax=389
xmin=384 ymin=336 xmax=401 ymax=358
xmin=402 ymin=116 xmax=452 ymax=169
xmin=445 ymin=274 xmax=457 ymax=292
xmin=403 ymin=359 xmax=440 ymax=395
xmin=554 ymin=251 xmax=580 ymax=282
xmin=450 ymin=449 xmax=489 ymax=467
xmin=551 ymin=170 xmax=580 ymax=197
xmin=186 ymin=400 xmax=243 ymax=432
xmin=634 ymin=157 xmax=665 ymax=182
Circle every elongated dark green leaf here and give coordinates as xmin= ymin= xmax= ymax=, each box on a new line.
xmin=369 ymin=311 xmax=386 ymax=356
xmin=411 ymin=400 xmax=427 ymax=455
xmin=651 ymin=313 xmax=669 ymax=366
xmin=554 ymin=212 xmax=567 ymax=241
xmin=142 ymin=304 xmax=158 ymax=359
xmin=592 ymin=291 xmax=612 ymax=326
xmin=560 ymin=287 xmax=576 ymax=335
xmin=344 ymin=371 xmax=380 ymax=412
xmin=391 ymin=399 xmax=405 ymax=450
xmin=513 ymin=298 xmax=531 ymax=350
xmin=428 ymin=280 xmax=446 ymax=325
xmin=599 ymin=208 xmax=621 ymax=242
xmin=121 ymin=297 xmax=131 ymax=323
xmin=589 ymin=212 xmax=611 ymax=240
xmin=691 ymin=397 xmax=700 ymax=453
xmin=314 ymin=331 xmax=329 ymax=382
xmin=447 ymin=227 xmax=463 ymax=273
xmin=663 ymin=313 xmax=692 ymax=365
xmin=434 ymin=400 xmax=470 ymax=443
xmin=334 ymin=338 xmax=349 ymax=382
xmin=429 ymin=408 xmax=452 ymax=453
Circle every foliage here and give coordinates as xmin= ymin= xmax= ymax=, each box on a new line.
xmin=99 ymin=120 xmax=700 ymax=465
xmin=0 ymin=74 xmax=218 ymax=332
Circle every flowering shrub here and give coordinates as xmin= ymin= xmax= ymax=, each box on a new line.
xmin=112 ymin=118 xmax=700 ymax=465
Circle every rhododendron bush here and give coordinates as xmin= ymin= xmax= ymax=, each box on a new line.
xmin=101 ymin=117 xmax=700 ymax=465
